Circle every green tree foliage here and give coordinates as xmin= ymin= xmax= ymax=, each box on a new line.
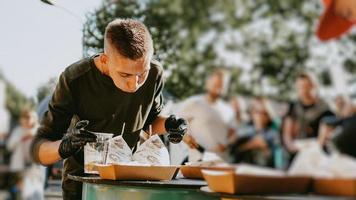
xmin=344 ymin=59 xmax=356 ymax=74
xmin=0 ymin=71 xmax=34 ymax=120
xmin=36 ymin=77 xmax=57 ymax=103
xmin=83 ymin=0 xmax=246 ymax=99
xmin=83 ymin=0 xmax=356 ymax=100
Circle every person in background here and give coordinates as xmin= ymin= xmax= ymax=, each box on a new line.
xmin=230 ymin=97 xmax=283 ymax=168
xmin=317 ymin=0 xmax=356 ymax=41
xmin=7 ymin=110 xmax=45 ymax=200
xmin=282 ymin=72 xmax=333 ymax=156
xmin=177 ymin=70 xmax=235 ymax=161
xmin=8 ymin=110 xmax=38 ymax=173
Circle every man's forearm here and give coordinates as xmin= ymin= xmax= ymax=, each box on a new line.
xmin=38 ymin=140 xmax=62 ymax=165
xmin=151 ymin=116 xmax=167 ymax=135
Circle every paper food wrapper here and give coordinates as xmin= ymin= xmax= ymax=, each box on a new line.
xmin=294 ymin=139 xmax=319 ymax=150
xmin=325 ymin=154 xmax=356 ymax=178
xmin=105 ymin=135 xmax=132 ymax=164
xmin=106 ymin=134 xmax=170 ymax=166
xmin=185 ymin=152 xmax=227 ymax=168
xmin=188 ymin=149 xmax=226 ymax=163
xmin=288 ymin=143 xmax=356 ymax=178
xmin=235 ymin=164 xmax=285 ymax=177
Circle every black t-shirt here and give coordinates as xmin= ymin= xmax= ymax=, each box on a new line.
xmin=286 ymin=100 xmax=333 ymax=138
xmin=31 ymin=55 xmax=164 ymax=195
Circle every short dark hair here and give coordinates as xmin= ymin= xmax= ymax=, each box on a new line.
xmin=104 ymin=18 xmax=153 ymax=60
xmin=296 ymin=72 xmax=310 ymax=80
xmin=296 ymin=71 xmax=316 ymax=84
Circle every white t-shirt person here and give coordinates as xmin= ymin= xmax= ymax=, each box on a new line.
xmin=177 ymin=95 xmax=234 ymax=157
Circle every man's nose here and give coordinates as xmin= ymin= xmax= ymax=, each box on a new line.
xmin=127 ymin=75 xmax=139 ymax=91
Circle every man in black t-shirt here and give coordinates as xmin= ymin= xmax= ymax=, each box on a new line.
xmin=282 ymin=72 xmax=333 ymax=154
xmin=30 ymin=19 xmax=192 ymax=200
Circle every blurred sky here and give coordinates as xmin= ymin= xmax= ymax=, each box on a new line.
xmin=0 ymin=0 xmax=101 ymax=98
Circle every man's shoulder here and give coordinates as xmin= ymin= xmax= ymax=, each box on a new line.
xmin=62 ymin=57 xmax=93 ymax=83
xmin=177 ymin=95 xmax=204 ymax=115
xmin=216 ymin=99 xmax=231 ymax=108
xmin=317 ymin=99 xmax=330 ymax=110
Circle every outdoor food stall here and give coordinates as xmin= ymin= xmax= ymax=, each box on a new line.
xmin=70 ymin=130 xmax=356 ymax=200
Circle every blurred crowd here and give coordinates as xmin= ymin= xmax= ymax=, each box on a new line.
xmin=1 ymin=68 xmax=356 ymax=199
xmin=168 ymin=70 xmax=356 ymax=169
xmin=0 ymin=81 xmax=47 ymax=200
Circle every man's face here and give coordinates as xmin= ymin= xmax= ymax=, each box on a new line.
xmin=206 ymin=74 xmax=224 ymax=98
xmin=20 ymin=112 xmax=37 ymax=129
xmin=334 ymin=0 xmax=356 ymax=21
xmin=103 ymin=49 xmax=151 ymax=93
xmin=296 ymin=78 xmax=314 ymax=100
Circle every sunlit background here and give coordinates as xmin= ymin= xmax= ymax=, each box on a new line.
xmin=0 ymin=0 xmax=356 ymax=199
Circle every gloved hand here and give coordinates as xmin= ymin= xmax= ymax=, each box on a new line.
xmin=165 ymin=115 xmax=188 ymax=144
xmin=58 ymin=120 xmax=97 ymax=159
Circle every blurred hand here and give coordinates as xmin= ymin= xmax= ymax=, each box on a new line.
xmin=213 ymin=143 xmax=226 ymax=153
xmin=183 ymin=134 xmax=199 ymax=149
xmin=227 ymin=128 xmax=237 ymax=144
xmin=288 ymin=145 xmax=299 ymax=153
xmin=318 ymin=124 xmax=335 ymax=146
xmin=240 ymin=136 xmax=267 ymax=151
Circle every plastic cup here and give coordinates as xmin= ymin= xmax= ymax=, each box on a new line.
xmin=85 ymin=132 xmax=113 ymax=174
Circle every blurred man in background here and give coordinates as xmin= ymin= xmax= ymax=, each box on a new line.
xmin=8 ymin=110 xmax=38 ymax=172
xmin=282 ymin=72 xmax=333 ymax=156
xmin=177 ymin=70 xmax=235 ymax=162
xmin=7 ymin=110 xmax=45 ymax=200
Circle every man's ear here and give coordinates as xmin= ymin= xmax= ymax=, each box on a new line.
xmin=100 ymin=54 xmax=108 ymax=65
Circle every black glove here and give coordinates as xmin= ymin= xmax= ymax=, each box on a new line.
xmin=58 ymin=120 xmax=97 ymax=159
xmin=165 ymin=115 xmax=188 ymax=144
